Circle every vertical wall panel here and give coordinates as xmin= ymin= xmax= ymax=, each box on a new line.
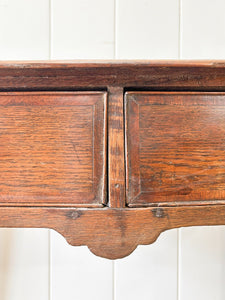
xmin=115 ymin=2 xmax=179 ymax=298
xmin=0 ymin=229 xmax=50 ymax=300
xmin=51 ymin=0 xmax=114 ymax=59
xmin=179 ymin=227 xmax=225 ymax=300
xmin=115 ymin=230 xmax=178 ymax=300
xmin=0 ymin=0 xmax=49 ymax=59
xmin=51 ymin=231 xmax=113 ymax=300
xmin=116 ymin=0 xmax=179 ymax=59
xmin=51 ymin=1 xmax=114 ymax=299
xmin=181 ymin=0 xmax=225 ymax=58
xmin=180 ymin=1 xmax=225 ymax=299
xmin=0 ymin=1 xmax=224 ymax=300
xmin=0 ymin=1 xmax=50 ymax=299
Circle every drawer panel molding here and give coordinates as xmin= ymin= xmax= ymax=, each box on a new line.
xmin=0 ymin=61 xmax=225 ymax=259
xmin=125 ymin=92 xmax=225 ymax=207
xmin=0 ymin=91 xmax=107 ymax=207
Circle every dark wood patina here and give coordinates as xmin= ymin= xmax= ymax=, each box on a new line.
xmin=0 ymin=60 xmax=224 ymax=259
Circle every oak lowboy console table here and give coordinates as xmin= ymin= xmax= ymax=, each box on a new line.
xmin=0 ymin=60 xmax=225 ymax=259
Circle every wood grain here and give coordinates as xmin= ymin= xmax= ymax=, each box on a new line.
xmin=0 ymin=61 xmax=225 ymax=90
xmin=126 ymin=92 xmax=225 ymax=206
xmin=108 ymin=87 xmax=125 ymax=207
xmin=0 ymin=92 xmax=107 ymax=206
xmin=0 ymin=61 xmax=224 ymax=259
xmin=0 ymin=205 xmax=224 ymax=259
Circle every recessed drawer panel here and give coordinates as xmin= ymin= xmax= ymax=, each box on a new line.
xmin=125 ymin=92 xmax=225 ymax=206
xmin=0 ymin=92 xmax=107 ymax=207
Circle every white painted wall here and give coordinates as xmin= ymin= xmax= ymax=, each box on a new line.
xmin=0 ymin=0 xmax=224 ymax=299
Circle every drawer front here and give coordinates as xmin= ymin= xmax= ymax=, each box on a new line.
xmin=0 ymin=92 xmax=106 ymax=206
xmin=125 ymin=92 xmax=225 ymax=206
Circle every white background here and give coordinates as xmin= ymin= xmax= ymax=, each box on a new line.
xmin=0 ymin=0 xmax=225 ymax=299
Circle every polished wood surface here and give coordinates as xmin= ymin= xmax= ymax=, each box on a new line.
xmin=0 ymin=61 xmax=224 ymax=259
xmin=126 ymin=92 xmax=225 ymax=206
xmin=108 ymin=87 xmax=126 ymax=207
xmin=0 ymin=61 xmax=225 ymax=90
xmin=0 ymin=205 xmax=224 ymax=259
xmin=0 ymin=92 xmax=107 ymax=206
